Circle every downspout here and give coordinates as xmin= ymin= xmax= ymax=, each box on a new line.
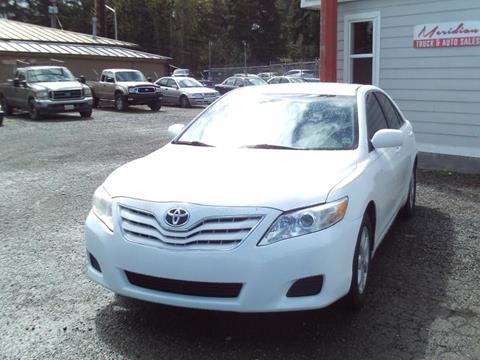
xmin=320 ymin=0 xmax=337 ymax=82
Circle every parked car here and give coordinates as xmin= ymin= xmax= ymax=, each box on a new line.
xmin=89 ymin=69 xmax=162 ymax=112
xmin=267 ymin=76 xmax=305 ymax=84
xmin=284 ymin=69 xmax=316 ymax=78
xmin=257 ymin=72 xmax=278 ymax=81
xmin=0 ymin=66 xmax=93 ymax=120
xmin=215 ymin=75 xmax=267 ymax=95
xmin=303 ymin=78 xmax=321 ymax=83
xmin=155 ymin=76 xmax=220 ymax=108
xmin=85 ymin=83 xmax=417 ymax=312
xmin=172 ymin=68 xmax=190 ymax=77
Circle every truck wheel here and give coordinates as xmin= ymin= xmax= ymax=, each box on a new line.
xmin=180 ymin=95 xmax=190 ymax=108
xmin=115 ymin=93 xmax=127 ymax=112
xmin=149 ymin=100 xmax=162 ymax=112
xmin=0 ymin=96 xmax=13 ymax=116
xmin=29 ymin=99 xmax=41 ymax=121
xmin=80 ymin=109 xmax=92 ymax=118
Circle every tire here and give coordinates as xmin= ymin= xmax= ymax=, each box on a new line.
xmin=29 ymin=99 xmax=41 ymax=121
xmin=92 ymin=96 xmax=99 ymax=109
xmin=148 ymin=100 xmax=162 ymax=112
xmin=180 ymin=95 xmax=190 ymax=108
xmin=346 ymin=213 xmax=372 ymax=310
xmin=0 ymin=96 xmax=13 ymax=116
xmin=0 ymin=112 xmax=3 ymax=126
xmin=80 ymin=109 xmax=92 ymax=118
xmin=114 ymin=93 xmax=127 ymax=112
xmin=400 ymin=165 xmax=416 ymax=219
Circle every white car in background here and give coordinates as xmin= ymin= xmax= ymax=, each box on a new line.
xmin=155 ymin=76 xmax=220 ymax=108
xmin=85 ymin=83 xmax=417 ymax=312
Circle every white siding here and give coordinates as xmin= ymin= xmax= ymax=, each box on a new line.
xmin=337 ymin=0 xmax=480 ymax=158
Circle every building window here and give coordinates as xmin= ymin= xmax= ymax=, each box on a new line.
xmin=344 ymin=12 xmax=380 ymax=86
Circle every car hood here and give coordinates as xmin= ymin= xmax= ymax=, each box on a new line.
xmin=117 ymin=81 xmax=156 ymax=87
xmin=103 ymin=145 xmax=357 ymax=211
xmin=180 ymin=87 xmax=218 ymax=94
xmin=31 ymin=81 xmax=83 ymax=91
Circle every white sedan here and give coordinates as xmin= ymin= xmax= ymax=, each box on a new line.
xmin=85 ymin=83 xmax=417 ymax=312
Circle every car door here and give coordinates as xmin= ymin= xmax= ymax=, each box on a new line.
xmin=156 ymin=78 xmax=170 ymax=104
xmin=365 ymin=92 xmax=399 ymax=236
xmin=104 ymin=72 xmax=116 ymax=100
xmin=375 ymin=92 xmax=414 ymax=209
xmin=166 ymin=79 xmax=181 ymax=104
xmin=97 ymin=73 xmax=108 ymax=99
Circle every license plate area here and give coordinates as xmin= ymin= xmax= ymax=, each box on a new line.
xmin=64 ymin=105 xmax=75 ymax=110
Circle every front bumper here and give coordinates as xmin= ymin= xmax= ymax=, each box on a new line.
xmin=188 ymin=96 xmax=219 ymax=106
xmin=126 ymin=93 xmax=162 ymax=105
xmin=34 ymin=97 xmax=93 ymax=113
xmin=85 ymin=202 xmax=361 ymax=312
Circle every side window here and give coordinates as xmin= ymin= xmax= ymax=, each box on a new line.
xmin=167 ymin=79 xmax=177 ymax=88
xmin=234 ymin=78 xmax=244 ymax=87
xmin=105 ymin=72 xmax=114 ymax=82
xmin=100 ymin=74 xmax=106 ymax=82
xmin=269 ymin=78 xmax=279 ymax=84
xmin=224 ymin=77 xmax=235 ymax=86
xmin=280 ymin=77 xmax=290 ymax=84
xmin=17 ymin=71 xmax=26 ymax=81
xmin=366 ymin=93 xmax=388 ymax=140
xmin=375 ymin=92 xmax=403 ymax=129
xmin=158 ymin=78 xmax=168 ymax=86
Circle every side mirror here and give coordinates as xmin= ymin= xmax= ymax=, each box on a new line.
xmin=78 ymin=75 xmax=86 ymax=84
xmin=13 ymin=78 xmax=20 ymax=87
xmin=106 ymin=77 xmax=115 ymax=83
xmin=168 ymin=124 xmax=185 ymax=140
xmin=371 ymin=129 xmax=403 ymax=149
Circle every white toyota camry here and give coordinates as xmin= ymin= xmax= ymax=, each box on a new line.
xmin=85 ymin=83 xmax=417 ymax=312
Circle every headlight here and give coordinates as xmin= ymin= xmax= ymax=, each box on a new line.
xmin=258 ymin=197 xmax=348 ymax=246
xmin=128 ymin=87 xmax=136 ymax=94
xmin=84 ymin=86 xmax=92 ymax=96
xmin=36 ymin=90 xmax=49 ymax=99
xmin=92 ymin=186 xmax=114 ymax=231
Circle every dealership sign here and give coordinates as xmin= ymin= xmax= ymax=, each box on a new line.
xmin=413 ymin=21 xmax=480 ymax=48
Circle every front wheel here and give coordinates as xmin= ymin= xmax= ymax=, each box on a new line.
xmin=149 ymin=100 xmax=161 ymax=112
xmin=29 ymin=100 xmax=41 ymax=121
xmin=180 ymin=95 xmax=190 ymax=108
xmin=114 ymin=93 xmax=127 ymax=112
xmin=346 ymin=214 xmax=372 ymax=310
xmin=1 ymin=96 xmax=13 ymax=115
xmin=401 ymin=166 xmax=416 ymax=219
xmin=80 ymin=109 xmax=92 ymax=118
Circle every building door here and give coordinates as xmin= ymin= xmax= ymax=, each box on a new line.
xmin=344 ymin=12 xmax=380 ymax=86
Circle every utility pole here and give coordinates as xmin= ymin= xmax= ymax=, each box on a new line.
xmin=97 ymin=0 xmax=106 ymax=37
xmin=242 ymin=40 xmax=247 ymax=74
xmin=92 ymin=0 xmax=97 ymax=38
xmin=48 ymin=0 xmax=58 ymax=28
xmin=208 ymin=40 xmax=212 ymax=69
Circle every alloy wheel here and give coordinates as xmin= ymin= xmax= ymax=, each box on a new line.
xmin=357 ymin=226 xmax=370 ymax=294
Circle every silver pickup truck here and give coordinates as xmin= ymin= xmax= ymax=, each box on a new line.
xmin=0 ymin=66 xmax=93 ymax=120
xmin=89 ymin=69 xmax=162 ymax=111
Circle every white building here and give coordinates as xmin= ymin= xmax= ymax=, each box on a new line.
xmin=303 ymin=0 xmax=480 ymax=173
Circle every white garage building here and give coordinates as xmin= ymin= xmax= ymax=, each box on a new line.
xmin=303 ymin=0 xmax=480 ymax=172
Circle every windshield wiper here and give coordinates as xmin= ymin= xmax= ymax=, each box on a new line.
xmin=173 ymin=140 xmax=214 ymax=147
xmin=242 ymin=144 xmax=300 ymax=150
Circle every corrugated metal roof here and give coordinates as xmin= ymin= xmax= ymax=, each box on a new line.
xmin=0 ymin=40 xmax=170 ymax=61
xmin=0 ymin=18 xmax=136 ymax=47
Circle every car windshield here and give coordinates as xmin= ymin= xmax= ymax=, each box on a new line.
xmin=245 ymin=77 xmax=267 ymax=85
xmin=178 ymin=78 xmax=203 ymax=88
xmin=176 ymin=92 xmax=357 ymax=150
xmin=289 ymin=77 xmax=305 ymax=83
xmin=115 ymin=71 xmax=145 ymax=82
xmin=27 ymin=68 xmax=76 ymax=83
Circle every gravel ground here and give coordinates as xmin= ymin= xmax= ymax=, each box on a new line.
xmin=0 ymin=105 xmax=479 ymax=360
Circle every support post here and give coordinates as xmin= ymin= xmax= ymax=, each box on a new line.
xmin=320 ymin=0 xmax=337 ymax=82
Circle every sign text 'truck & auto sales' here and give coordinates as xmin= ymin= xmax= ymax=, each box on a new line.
xmin=413 ymin=21 xmax=480 ymax=48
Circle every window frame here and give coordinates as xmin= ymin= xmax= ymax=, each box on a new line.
xmin=343 ymin=11 xmax=381 ymax=86
xmin=374 ymin=92 xmax=404 ymax=130
xmin=365 ymin=91 xmax=389 ymax=148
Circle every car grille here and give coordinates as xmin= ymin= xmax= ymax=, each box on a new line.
xmin=51 ymin=89 xmax=82 ymax=100
xmin=203 ymin=93 xmax=217 ymax=97
xmin=125 ymin=271 xmax=242 ymax=298
xmin=136 ymin=87 xmax=155 ymax=93
xmin=119 ymin=205 xmax=262 ymax=250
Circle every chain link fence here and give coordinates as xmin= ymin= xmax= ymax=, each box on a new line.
xmin=206 ymin=59 xmax=319 ymax=82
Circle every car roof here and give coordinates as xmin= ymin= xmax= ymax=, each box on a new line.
xmin=103 ymin=69 xmax=141 ymax=73
xmin=234 ymin=82 xmax=363 ymax=96
xmin=18 ymin=65 xmax=66 ymax=70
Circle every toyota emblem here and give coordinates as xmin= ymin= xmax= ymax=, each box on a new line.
xmin=165 ymin=208 xmax=189 ymax=226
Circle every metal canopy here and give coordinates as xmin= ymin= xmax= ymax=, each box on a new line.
xmin=0 ymin=18 xmax=136 ymax=47
xmin=0 ymin=40 xmax=170 ymax=61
